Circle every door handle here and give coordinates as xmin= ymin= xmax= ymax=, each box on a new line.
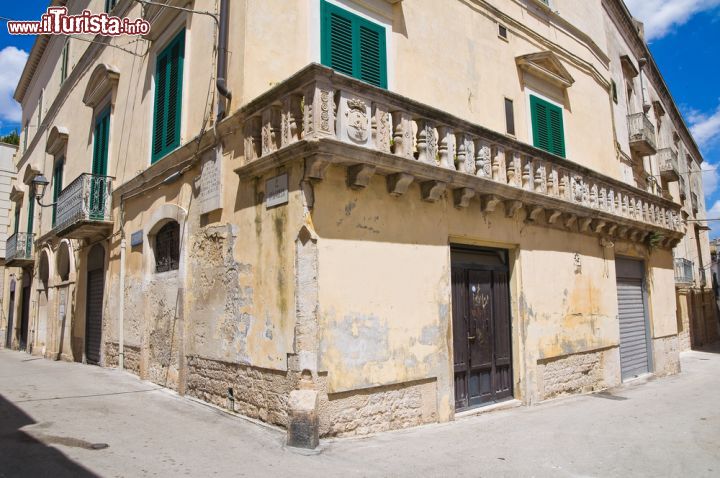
xmin=468 ymin=334 xmax=476 ymax=340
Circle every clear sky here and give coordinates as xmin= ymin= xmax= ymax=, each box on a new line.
xmin=0 ymin=1 xmax=718 ymax=234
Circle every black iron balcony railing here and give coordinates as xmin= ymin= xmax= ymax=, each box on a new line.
xmin=674 ymin=258 xmax=694 ymax=285
xmin=657 ymin=148 xmax=679 ymax=182
xmin=53 ymin=173 xmax=113 ymax=239
xmin=6 ymin=232 xmax=35 ymax=265
xmin=628 ymin=113 xmax=657 ymax=156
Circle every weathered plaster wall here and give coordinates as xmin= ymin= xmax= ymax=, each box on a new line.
xmin=312 ymin=163 xmax=678 ymax=425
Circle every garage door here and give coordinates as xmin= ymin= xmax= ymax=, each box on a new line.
xmin=616 ymin=259 xmax=650 ymax=380
xmin=85 ymin=268 xmax=104 ymax=364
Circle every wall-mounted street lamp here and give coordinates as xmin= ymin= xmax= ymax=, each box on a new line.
xmin=31 ymin=174 xmax=54 ymax=207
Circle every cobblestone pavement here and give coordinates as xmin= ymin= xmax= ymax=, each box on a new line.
xmin=1 ymin=345 xmax=719 ymax=477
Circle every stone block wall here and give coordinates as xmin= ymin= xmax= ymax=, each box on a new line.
xmin=105 ymin=342 xmax=142 ymax=376
xmin=537 ymin=348 xmax=618 ymax=400
xmin=652 ymin=335 xmax=681 ymax=376
xmin=185 ymin=355 xmax=296 ymax=427
xmin=317 ymin=378 xmax=438 ymax=437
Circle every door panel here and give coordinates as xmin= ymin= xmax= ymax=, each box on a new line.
xmin=85 ymin=269 xmax=105 ymax=364
xmin=451 ymin=248 xmax=513 ymax=411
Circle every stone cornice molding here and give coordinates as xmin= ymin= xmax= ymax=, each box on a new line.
xmin=516 ymin=51 xmax=575 ymax=88
xmin=82 ymin=64 xmax=121 ymax=108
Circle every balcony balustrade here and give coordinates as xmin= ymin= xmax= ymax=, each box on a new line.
xmin=628 ymin=113 xmax=657 ymax=156
xmin=657 ymin=147 xmax=679 ymax=182
xmin=674 ymin=258 xmax=694 ymax=285
xmin=6 ymin=232 xmax=35 ymax=266
xmin=233 ymin=64 xmax=683 ymax=248
xmin=53 ymin=173 xmax=113 ymax=240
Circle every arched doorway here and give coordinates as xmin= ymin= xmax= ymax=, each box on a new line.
xmin=5 ymin=278 xmax=16 ymax=348
xmin=85 ymin=244 xmax=105 ymax=364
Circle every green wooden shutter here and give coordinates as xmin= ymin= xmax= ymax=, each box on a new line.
xmin=152 ymin=30 xmax=185 ymax=164
xmin=321 ymin=1 xmax=387 ymax=88
xmin=27 ymin=191 xmax=35 ymax=235
xmin=52 ymin=158 xmax=64 ymax=226
xmin=13 ymin=203 xmax=20 ymax=234
xmin=93 ymin=107 xmax=110 ymax=176
xmin=530 ymin=95 xmax=565 ymax=158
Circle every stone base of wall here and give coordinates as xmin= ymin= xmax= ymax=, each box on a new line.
xmin=652 ymin=335 xmax=680 ymax=377
xmin=105 ymin=342 xmax=142 ymax=375
xmin=318 ymin=378 xmax=438 ymax=438
xmin=185 ymin=355 xmax=296 ymax=428
xmin=537 ymin=348 xmax=619 ymax=401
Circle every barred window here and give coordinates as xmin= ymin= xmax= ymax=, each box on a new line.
xmin=155 ymin=221 xmax=180 ymax=273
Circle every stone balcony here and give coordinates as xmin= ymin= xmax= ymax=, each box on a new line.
xmin=674 ymin=258 xmax=694 ymax=286
xmin=657 ymin=148 xmax=679 ymax=182
xmin=232 ymin=64 xmax=683 ymax=248
xmin=52 ymin=173 xmax=114 ymax=241
xmin=628 ymin=113 xmax=657 ymax=156
xmin=6 ymin=232 xmax=35 ymax=266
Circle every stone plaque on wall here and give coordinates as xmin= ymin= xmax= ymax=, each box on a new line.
xmin=266 ymin=173 xmax=288 ymax=208
xmin=199 ymin=147 xmax=223 ymax=215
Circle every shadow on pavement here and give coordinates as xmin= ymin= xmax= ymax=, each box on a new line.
xmin=0 ymin=394 xmax=98 ymax=478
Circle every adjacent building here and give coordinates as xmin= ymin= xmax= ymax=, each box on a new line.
xmin=2 ymin=0 xmax=715 ymax=444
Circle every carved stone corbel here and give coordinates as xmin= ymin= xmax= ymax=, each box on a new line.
xmin=421 ymin=180 xmax=446 ymax=202
xmin=304 ymin=154 xmax=331 ymax=181
xmin=607 ymin=224 xmax=618 ymax=236
xmin=505 ymin=200 xmax=523 ymax=218
xmin=617 ymin=226 xmax=629 ymax=239
xmin=629 ymin=229 xmax=640 ymax=242
xmin=592 ymin=219 xmax=606 ymax=234
xmin=481 ymin=195 xmax=501 ymax=212
xmin=547 ymin=210 xmax=562 ymax=224
xmin=526 ymin=206 xmax=544 ymax=222
xmin=453 ymin=187 xmax=475 ymax=208
xmin=564 ymin=214 xmax=577 ymax=229
xmin=579 ymin=217 xmax=593 ymax=232
xmin=347 ymin=164 xmax=376 ymax=189
xmin=387 ymin=173 xmax=414 ymax=197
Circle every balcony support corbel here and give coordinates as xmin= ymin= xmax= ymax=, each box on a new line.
xmin=564 ymin=214 xmax=577 ymax=229
xmin=547 ymin=209 xmax=562 ymax=224
xmin=347 ymin=164 xmax=376 ymax=190
xmin=526 ymin=206 xmax=544 ymax=222
xmin=481 ymin=195 xmax=501 ymax=212
xmin=607 ymin=224 xmax=618 ymax=236
xmin=617 ymin=226 xmax=629 ymax=239
xmin=453 ymin=187 xmax=475 ymax=208
xmin=420 ymin=180 xmax=446 ymax=202
xmin=386 ymin=173 xmax=414 ymax=197
xmin=505 ymin=200 xmax=523 ymax=219
xmin=304 ymin=154 xmax=331 ymax=181
xmin=579 ymin=217 xmax=593 ymax=233
xmin=592 ymin=219 xmax=606 ymax=234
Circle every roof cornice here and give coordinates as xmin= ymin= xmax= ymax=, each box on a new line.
xmin=13 ymin=0 xmax=67 ymax=104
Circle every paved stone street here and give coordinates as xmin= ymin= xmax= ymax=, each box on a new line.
xmin=1 ymin=346 xmax=719 ymax=478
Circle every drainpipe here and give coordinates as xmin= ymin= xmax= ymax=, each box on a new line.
xmin=216 ymin=0 xmax=232 ymax=120
xmin=118 ymin=237 xmax=125 ymax=370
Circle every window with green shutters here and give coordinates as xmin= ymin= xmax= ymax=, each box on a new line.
xmin=93 ymin=107 xmax=110 ymax=177
xmin=13 ymin=202 xmax=20 ymax=234
xmin=60 ymin=41 xmax=69 ymax=84
xmin=530 ymin=94 xmax=565 ymax=158
xmin=152 ymin=29 xmax=185 ymax=164
xmin=320 ymin=0 xmax=387 ymax=88
xmin=26 ymin=192 xmax=34 ymax=256
xmin=52 ymin=158 xmax=64 ymax=226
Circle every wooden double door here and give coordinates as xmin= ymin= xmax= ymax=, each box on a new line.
xmin=451 ymin=247 xmax=513 ymax=411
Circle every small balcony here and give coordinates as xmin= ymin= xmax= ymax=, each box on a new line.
xmin=674 ymin=258 xmax=694 ymax=285
xmin=6 ymin=232 xmax=35 ymax=266
xmin=657 ymin=148 xmax=679 ymax=182
xmin=53 ymin=173 xmax=113 ymax=240
xmin=628 ymin=113 xmax=657 ymax=156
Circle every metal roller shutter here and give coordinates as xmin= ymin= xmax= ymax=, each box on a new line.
xmin=616 ymin=259 xmax=650 ymax=380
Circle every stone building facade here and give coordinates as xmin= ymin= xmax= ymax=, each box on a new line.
xmin=1 ymin=0 xmax=713 ymax=444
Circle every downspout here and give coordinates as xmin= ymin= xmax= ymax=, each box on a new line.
xmin=118 ymin=237 xmax=125 ymax=370
xmin=216 ymin=0 xmax=232 ymax=120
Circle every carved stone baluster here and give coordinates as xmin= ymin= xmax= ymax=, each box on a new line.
xmin=243 ymin=116 xmax=261 ymax=162
xmin=261 ymin=105 xmax=282 ymax=156
xmin=558 ymin=170 xmax=568 ymax=199
xmin=456 ymin=134 xmax=475 ymax=174
xmin=437 ymin=126 xmax=454 ymax=169
xmin=589 ymin=184 xmax=598 ymax=209
xmin=476 ymin=140 xmax=491 ymax=177
xmin=599 ymin=187 xmax=607 ymax=210
xmin=521 ymin=156 xmax=533 ymax=191
xmin=391 ymin=111 xmax=414 ymax=159
xmin=372 ymin=103 xmax=392 ymax=153
xmin=535 ymin=160 xmax=546 ymax=194
xmin=281 ymin=94 xmax=303 ymax=147
xmin=622 ymin=195 xmax=629 ymax=217
xmin=417 ymin=120 xmax=437 ymax=165
xmin=491 ymin=145 xmax=504 ymax=182
xmin=507 ymin=151 xmax=520 ymax=187
xmin=547 ymin=166 xmax=557 ymax=196
xmin=608 ymin=190 xmax=616 ymax=213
